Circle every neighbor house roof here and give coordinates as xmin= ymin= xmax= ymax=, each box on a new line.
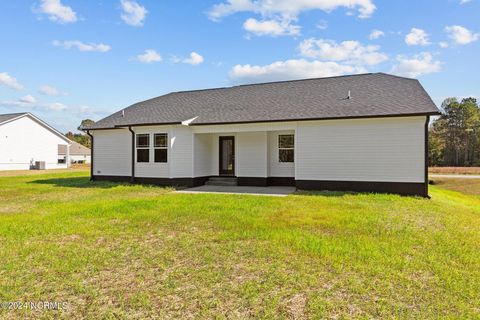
xmin=58 ymin=141 xmax=91 ymax=156
xmin=0 ymin=112 xmax=28 ymax=125
xmin=84 ymin=73 xmax=441 ymax=130
xmin=0 ymin=112 xmax=71 ymax=143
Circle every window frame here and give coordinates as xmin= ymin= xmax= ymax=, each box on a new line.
xmin=278 ymin=134 xmax=294 ymax=163
xmin=136 ymin=134 xmax=150 ymax=163
xmin=154 ymin=133 xmax=168 ymax=163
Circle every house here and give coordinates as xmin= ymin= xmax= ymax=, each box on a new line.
xmin=82 ymin=73 xmax=441 ymax=197
xmin=0 ymin=112 xmax=71 ymax=170
xmin=58 ymin=141 xmax=91 ymax=164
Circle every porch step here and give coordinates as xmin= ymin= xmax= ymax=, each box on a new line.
xmin=205 ymin=177 xmax=238 ymax=186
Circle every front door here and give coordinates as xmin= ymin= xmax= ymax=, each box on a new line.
xmin=219 ymin=136 xmax=235 ymax=176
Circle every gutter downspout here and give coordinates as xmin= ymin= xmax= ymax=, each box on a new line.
xmin=86 ymin=130 xmax=94 ymax=181
xmin=425 ymin=116 xmax=430 ymax=199
xmin=128 ymin=126 xmax=135 ymax=183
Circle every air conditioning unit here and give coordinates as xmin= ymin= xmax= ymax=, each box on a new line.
xmin=35 ymin=161 xmax=46 ymax=170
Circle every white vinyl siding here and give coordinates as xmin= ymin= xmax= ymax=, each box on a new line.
xmin=236 ymin=132 xmax=268 ymax=177
xmin=194 ymin=133 xmax=213 ymax=177
xmin=0 ymin=116 xmax=69 ymax=170
xmin=268 ymin=131 xmax=295 ymax=177
xmin=169 ymin=127 xmax=193 ymax=178
xmin=295 ymin=116 xmax=425 ymax=183
xmin=91 ymin=116 xmax=426 ymax=184
xmin=92 ymin=129 xmax=131 ymax=176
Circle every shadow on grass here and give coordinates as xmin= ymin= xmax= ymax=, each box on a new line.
xmin=29 ymin=177 xmax=128 ymax=189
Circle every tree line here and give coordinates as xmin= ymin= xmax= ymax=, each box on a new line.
xmin=429 ymin=97 xmax=480 ymax=167
xmin=65 ymin=119 xmax=95 ymax=148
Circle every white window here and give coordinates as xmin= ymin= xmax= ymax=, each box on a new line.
xmin=136 ymin=134 xmax=150 ymax=163
xmin=154 ymin=133 xmax=168 ymax=163
xmin=278 ymin=134 xmax=294 ymax=163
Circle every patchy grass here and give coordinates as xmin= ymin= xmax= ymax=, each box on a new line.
xmin=429 ymin=167 xmax=480 ymax=175
xmin=0 ymin=171 xmax=479 ymax=319
xmin=0 ymin=166 xmax=89 ymax=178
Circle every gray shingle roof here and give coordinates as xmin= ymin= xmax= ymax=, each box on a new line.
xmin=85 ymin=73 xmax=440 ymax=130
xmin=0 ymin=113 xmax=28 ymax=125
xmin=58 ymin=141 xmax=91 ymax=155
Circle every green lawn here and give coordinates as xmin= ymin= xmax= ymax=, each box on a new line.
xmin=0 ymin=170 xmax=479 ymax=319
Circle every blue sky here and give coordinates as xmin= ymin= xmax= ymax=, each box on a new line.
xmin=0 ymin=0 xmax=479 ymax=132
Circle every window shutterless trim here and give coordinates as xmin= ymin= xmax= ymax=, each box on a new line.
xmin=278 ymin=134 xmax=294 ymax=163
xmin=154 ymin=133 xmax=168 ymax=163
xmin=136 ymin=133 xmax=150 ymax=163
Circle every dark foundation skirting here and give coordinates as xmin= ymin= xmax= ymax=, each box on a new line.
xmin=295 ymin=180 xmax=427 ymax=197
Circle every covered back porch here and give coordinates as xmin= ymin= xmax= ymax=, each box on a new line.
xmin=192 ymin=127 xmax=295 ymax=187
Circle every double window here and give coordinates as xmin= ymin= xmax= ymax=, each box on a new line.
xmin=136 ymin=133 xmax=168 ymax=163
xmin=278 ymin=134 xmax=294 ymax=163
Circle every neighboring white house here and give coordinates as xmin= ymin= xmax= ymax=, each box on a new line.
xmin=58 ymin=141 xmax=91 ymax=164
xmin=82 ymin=73 xmax=441 ymax=197
xmin=0 ymin=112 xmax=71 ymax=170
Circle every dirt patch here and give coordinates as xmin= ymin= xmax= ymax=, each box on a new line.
xmin=286 ymin=293 xmax=307 ymax=319
xmin=429 ymin=167 xmax=480 ymax=175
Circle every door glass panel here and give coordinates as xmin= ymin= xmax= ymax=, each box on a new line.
xmin=222 ymin=139 xmax=233 ymax=171
xmin=220 ymin=137 xmax=234 ymax=175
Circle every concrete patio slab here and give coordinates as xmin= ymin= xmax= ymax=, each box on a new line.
xmin=175 ymin=185 xmax=296 ymax=197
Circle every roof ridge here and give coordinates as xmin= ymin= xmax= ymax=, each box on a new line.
xmin=123 ymin=73 xmax=413 ymax=105
xmin=375 ymin=72 xmax=418 ymax=81
xmin=236 ymin=72 xmax=375 ymax=88
xmin=170 ymin=73 xmax=376 ymax=95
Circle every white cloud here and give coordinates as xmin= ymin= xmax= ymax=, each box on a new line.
xmin=0 ymin=97 xmax=66 ymax=111
xmin=52 ymin=40 xmax=111 ymax=52
xmin=298 ymin=38 xmax=388 ymax=66
xmin=136 ymin=49 xmax=162 ymax=63
xmin=369 ymin=29 xmax=384 ymax=40
xmin=391 ymin=52 xmax=442 ymax=78
xmin=48 ymin=102 xmax=67 ymax=110
xmin=120 ymin=0 xmax=147 ymax=27
xmin=209 ymin=0 xmax=376 ymax=20
xmin=229 ymin=59 xmax=366 ymax=84
xmin=38 ymin=85 xmax=66 ymax=96
xmin=445 ymin=25 xmax=479 ymax=45
xmin=460 ymin=0 xmax=472 ymax=4
xmin=37 ymin=0 xmax=77 ymax=23
xmin=178 ymin=52 xmax=205 ymax=65
xmin=19 ymin=95 xmax=37 ymax=104
xmin=439 ymin=42 xmax=449 ymax=48
xmin=316 ymin=19 xmax=328 ymax=30
xmin=405 ymin=28 xmax=431 ymax=46
xmin=0 ymin=72 xmax=23 ymax=91
xmin=243 ymin=18 xmax=300 ymax=36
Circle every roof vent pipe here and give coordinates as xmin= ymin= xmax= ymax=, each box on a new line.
xmin=347 ymin=90 xmax=351 ymax=100
xmin=121 ymin=109 xmax=125 ymax=117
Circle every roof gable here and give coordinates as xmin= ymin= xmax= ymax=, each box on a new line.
xmin=0 ymin=112 xmax=71 ymax=143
